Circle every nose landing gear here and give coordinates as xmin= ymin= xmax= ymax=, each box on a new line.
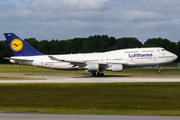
xmin=158 ymin=65 xmax=161 ymax=73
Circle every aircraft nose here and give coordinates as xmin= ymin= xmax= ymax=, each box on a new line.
xmin=174 ymin=54 xmax=178 ymax=60
xmin=172 ymin=53 xmax=178 ymax=61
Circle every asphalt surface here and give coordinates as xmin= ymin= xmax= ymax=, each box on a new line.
xmin=1 ymin=113 xmax=180 ymax=120
xmin=0 ymin=73 xmax=180 ymax=83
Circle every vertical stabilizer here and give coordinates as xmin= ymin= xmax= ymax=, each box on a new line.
xmin=4 ymin=33 xmax=42 ymax=56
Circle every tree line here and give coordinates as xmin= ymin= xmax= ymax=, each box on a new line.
xmin=0 ymin=34 xmax=180 ymax=63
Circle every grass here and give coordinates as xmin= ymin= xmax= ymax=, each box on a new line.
xmin=0 ymin=64 xmax=180 ymax=115
xmin=0 ymin=64 xmax=180 ymax=76
xmin=0 ymin=83 xmax=180 ymax=115
xmin=0 ymin=64 xmax=86 ymax=74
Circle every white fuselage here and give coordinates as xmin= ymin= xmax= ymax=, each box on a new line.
xmin=10 ymin=47 xmax=177 ymax=70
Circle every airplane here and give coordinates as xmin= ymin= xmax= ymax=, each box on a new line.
xmin=4 ymin=33 xmax=178 ymax=76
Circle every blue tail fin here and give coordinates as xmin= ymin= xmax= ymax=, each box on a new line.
xmin=4 ymin=33 xmax=42 ymax=56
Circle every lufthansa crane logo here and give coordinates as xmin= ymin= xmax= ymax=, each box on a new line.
xmin=10 ymin=39 xmax=23 ymax=52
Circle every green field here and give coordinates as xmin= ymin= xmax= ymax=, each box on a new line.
xmin=0 ymin=64 xmax=180 ymax=76
xmin=0 ymin=64 xmax=180 ymax=115
xmin=0 ymin=77 xmax=43 ymax=80
xmin=0 ymin=83 xmax=180 ymax=115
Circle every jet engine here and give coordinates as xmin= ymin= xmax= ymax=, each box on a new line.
xmin=106 ymin=64 xmax=123 ymax=72
xmin=10 ymin=59 xmax=16 ymax=63
xmin=33 ymin=60 xmax=44 ymax=67
xmin=85 ymin=63 xmax=99 ymax=71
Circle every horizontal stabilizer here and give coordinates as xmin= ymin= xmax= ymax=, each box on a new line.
xmin=4 ymin=57 xmax=10 ymax=60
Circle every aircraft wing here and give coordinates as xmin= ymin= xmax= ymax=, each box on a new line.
xmin=48 ymin=56 xmax=108 ymax=68
xmin=48 ymin=56 xmax=87 ymax=67
xmin=48 ymin=56 xmax=123 ymax=71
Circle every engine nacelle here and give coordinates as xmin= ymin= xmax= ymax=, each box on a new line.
xmin=106 ymin=64 xmax=123 ymax=72
xmin=85 ymin=63 xmax=99 ymax=71
xmin=10 ymin=59 xmax=16 ymax=63
xmin=32 ymin=60 xmax=44 ymax=67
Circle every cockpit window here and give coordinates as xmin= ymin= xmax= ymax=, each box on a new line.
xmin=162 ymin=49 xmax=166 ymax=51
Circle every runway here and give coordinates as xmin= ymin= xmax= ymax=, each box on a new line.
xmin=0 ymin=73 xmax=180 ymax=83
xmin=1 ymin=113 xmax=180 ymax=120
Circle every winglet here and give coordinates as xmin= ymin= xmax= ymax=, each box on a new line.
xmin=4 ymin=33 xmax=42 ymax=56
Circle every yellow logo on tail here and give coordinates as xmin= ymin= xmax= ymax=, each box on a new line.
xmin=10 ymin=39 xmax=23 ymax=52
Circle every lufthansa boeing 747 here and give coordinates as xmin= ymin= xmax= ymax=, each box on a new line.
xmin=4 ymin=33 xmax=178 ymax=76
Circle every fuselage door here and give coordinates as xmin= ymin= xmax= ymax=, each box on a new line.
xmin=153 ymin=50 xmax=159 ymax=61
xmin=101 ymin=57 xmax=105 ymax=62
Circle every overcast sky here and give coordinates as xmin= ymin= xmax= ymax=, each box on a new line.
xmin=1 ymin=0 xmax=180 ymax=43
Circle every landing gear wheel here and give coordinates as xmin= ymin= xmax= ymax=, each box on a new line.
xmin=93 ymin=73 xmax=96 ymax=76
xmin=100 ymin=73 xmax=104 ymax=76
xmin=97 ymin=72 xmax=101 ymax=76
xmin=90 ymin=71 xmax=104 ymax=76
xmin=90 ymin=72 xmax=96 ymax=76
xmin=158 ymin=65 xmax=161 ymax=73
xmin=158 ymin=70 xmax=161 ymax=73
xmin=97 ymin=72 xmax=104 ymax=76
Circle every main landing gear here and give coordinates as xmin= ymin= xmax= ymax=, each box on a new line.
xmin=90 ymin=71 xmax=104 ymax=76
xmin=158 ymin=65 xmax=161 ymax=73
